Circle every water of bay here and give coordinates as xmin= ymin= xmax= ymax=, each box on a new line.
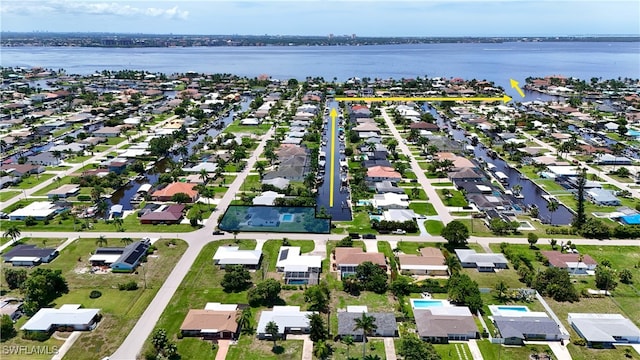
xmin=3 ymin=42 xmax=639 ymax=91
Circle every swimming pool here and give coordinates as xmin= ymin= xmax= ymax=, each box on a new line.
xmin=489 ymin=305 xmax=531 ymax=316
xmin=280 ymin=214 xmax=294 ymax=222
xmin=369 ymin=215 xmax=384 ymax=222
xmin=410 ymin=299 xmax=449 ymax=309
xmin=497 ymin=306 xmax=529 ymax=312
xmin=288 ymin=279 xmax=308 ymax=285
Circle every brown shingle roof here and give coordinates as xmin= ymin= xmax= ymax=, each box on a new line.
xmin=334 ymin=248 xmax=386 ymax=267
xmin=541 ymin=251 xmax=597 ymax=268
xmin=180 ymin=309 xmax=238 ymax=332
xmin=398 ymin=247 xmax=446 ymax=266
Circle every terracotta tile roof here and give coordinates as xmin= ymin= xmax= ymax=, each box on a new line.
xmin=335 ymin=248 xmax=386 ymax=267
xmin=180 ymin=309 xmax=239 ymax=332
xmin=541 ymin=251 xmax=597 ymax=268
xmin=152 ymin=182 xmax=198 ymax=199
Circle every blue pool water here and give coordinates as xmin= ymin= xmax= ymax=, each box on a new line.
xmin=288 ymin=279 xmax=308 ymax=285
xmin=411 ymin=300 xmax=446 ymax=309
xmin=357 ymin=200 xmax=371 ymax=206
xmin=497 ymin=306 xmax=528 ymax=312
xmin=369 ymin=215 xmax=384 ymax=221
xmin=281 ymin=214 xmax=294 ymax=222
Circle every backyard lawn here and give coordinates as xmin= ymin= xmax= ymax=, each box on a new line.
xmin=0 ymin=190 xmax=21 ymax=202
xmin=437 ymin=189 xmax=468 ymax=207
xmin=10 ymin=173 xmax=55 ymax=189
xmin=424 ymin=220 xmax=444 ymax=235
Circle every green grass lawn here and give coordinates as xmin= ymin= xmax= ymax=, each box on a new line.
xmin=340 ymin=210 xmax=374 ymax=233
xmin=10 ymin=173 xmax=55 ymax=189
xmin=404 ymin=187 xmax=428 ymax=200
xmin=105 ymin=137 xmax=126 ymax=145
xmin=224 ymin=121 xmax=272 ymax=136
xmin=226 ymin=337 xmax=303 ymax=360
xmin=0 ymin=190 xmax=21 ymax=202
xmin=476 ymin=340 xmax=554 ymax=360
xmin=437 ymin=189 xmax=468 ymax=207
xmin=1 ymin=238 xmax=187 ymax=360
xmin=537 ymin=179 xmax=570 ymax=193
xmin=45 ymin=165 xmax=72 ymax=171
xmin=433 ymin=343 xmax=472 ymax=360
xmin=431 ymin=182 xmax=454 ymax=187
xmin=409 ymin=202 xmax=438 ymax=216
xmin=65 ymin=155 xmax=93 ymax=164
xmin=32 ymin=175 xmax=75 ymax=195
xmin=424 ymin=220 xmax=444 ymax=235
xmin=242 ymin=174 xmax=262 ymax=192
xmin=142 ymin=240 xmax=260 ymax=360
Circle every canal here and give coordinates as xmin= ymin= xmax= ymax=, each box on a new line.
xmin=316 ymin=101 xmax=352 ymax=221
xmin=425 ymin=103 xmax=575 ymax=225
xmin=107 ymin=97 xmax=251 ymax=210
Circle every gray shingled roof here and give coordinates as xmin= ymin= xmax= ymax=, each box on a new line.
xmin=493 ymin=316 xmax=562 ymax=339
xmin=337 ymin=312 xmax=397 ymax=336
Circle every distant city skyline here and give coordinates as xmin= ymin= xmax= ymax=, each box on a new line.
xmin=1 ymin=1 xmax=639 ymax=37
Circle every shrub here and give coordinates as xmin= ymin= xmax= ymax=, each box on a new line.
xmin=89 ymin=290 xmax=102 ymax=299
xmin=22 ymin=330 xmax=51 ymax=341
xmin=118 ymin=281 xmax=139 ymax=291
xmin=572 ymin=338 xmax=586 ymax=346
xmin=176 ymin=332 xmax=183 ymax=339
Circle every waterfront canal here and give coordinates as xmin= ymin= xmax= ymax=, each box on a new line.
xmin=316 ymin=102 xmax=352 ymax=221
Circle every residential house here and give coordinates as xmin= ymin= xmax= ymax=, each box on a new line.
xmin=139 ymin=204 xmax=185 ymax=224
xmin=596 ymin=154 xmax=632 ymax=165
xmin=46 ymin=184 xmax=80 ymax=199
xmin=20 ymin=304 xmax=101 ymax=333
xmin=338 ymin=308 xmax=398 ymax=341
xmin=569 ymin=313 xmax=640 ymax=348
xmin=366 ymin=166 xmax=402 ymax=182
xmin=414 ymin=306 xmax=478 ymax=343
xmin=383 ymin=208 xmax=419 ymax=222
xmin=397 ymin=247 xmax=448 ymax=276
xmin=276 ymin=246 xmax=322 ymax=285
xmin=253 ymin=191 xmax=285 ymax=206
xmin=0 ymin=298 xmax=23 ymax=321
xmin=374 ymin=181 xmax=405 ymax=194
xmin=435 ymin=152 xmax=476 ymax=171
xmin=455 ymin=249 xmax=508 ymax=272
xmin=180 ymin=303 xmax=240 ymax=339
xmin=27 ymin=152 xmax=60 ymax=166
xmin=89 ymin=239 xmax=151 ymax=272
xmin=371 ymin=193 xmax=409 ymax=209
xmin=213 ymin=245 xmax=262 ymax=269
xmin=334 ymin=247 xmax=386 ymax=278
xmin=0 ymin=164 xmax=45 ymax=177
xmin=409 ymin=122 xmax=439 ymax=132
xmin=3 ymin=244 xmax=59 ymax=266
xmin=257 ymin=306 xmax=314 ymax=339
xmin=585 ymin=188 xmax=620 ymax=206
xmin=9 ymin=201 xmax=64 ymax=221
xmin=541 ymin=251 xmax=597 ymax=275
xmin=94 ymin=126 xmax=121 ymax=137
xmin=448 ymin=168 xmax=482 ymax=181
xmin=0 ymin=175 xmax=20 ymax=188
xmin=100 ymin=158 xmax=129 ymax=175
xmin=261 ymin=177 xmax=290 ymax=190
xmin=151 ymin=182 xmax=199 ymax=202
xmin=246 ymin=207 xmax=281 ymax=227
xmin=493 ymin=315 xmax=564 ymax=345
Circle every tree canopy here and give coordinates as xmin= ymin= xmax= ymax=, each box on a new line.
xmin=447 ymin=273 xmax=483 ymax=314
xmin=355 ymin=261 xmax=388 ymax=294
xmin=441 ymin=220 xmax=469 ymax=248
xmin=248 ymin=278 xmax=282 ymax=307
xmin=221 ymin=265 xmax=252 ymax=293
xmin=22 ymin=268 xmax=69 ymax=315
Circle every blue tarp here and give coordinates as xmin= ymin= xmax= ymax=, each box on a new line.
xmin=620 ymin=214 xmax=640 ymax=225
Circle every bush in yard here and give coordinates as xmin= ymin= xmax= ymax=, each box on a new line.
xmin=89 ymin=290 xmax=102 ymax=299
xmin=118 ymin=281 xmax=139 ymax=291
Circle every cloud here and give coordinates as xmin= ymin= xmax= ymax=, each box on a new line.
xmin=0 ymin=1 xmax=189 ymax=20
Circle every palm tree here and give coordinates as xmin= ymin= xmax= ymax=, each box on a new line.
xmin=342 ymin=335 xmax=354 ymax=358
xmin=445 ymin=255 xmax=462 ymax=275
xmin=95 ymin=235 xmax=107 ymax=247
xmin=237 ymin=307 xmax=253 ymax=334
xmin=546 ymin=199 xmax=559 ymax=224
xmin=353 ymin=313 xmax=377 ymax=359
xmin=494 ymin=281 xmax=508 ymax=301
xmin=549 ymin=238 xmax=558 ymax=250
xmin=574 ymin=254 xmax=584 ymax=276
xmin=3 ymin=225 xmax=21 ymax=243
xmin=199 ymin=168 xmax=209 ymax=184
xmin=313 ymin=341 xmax=331 ymax=360
xmin=200 ymin=186 xmax=214 ymax=210
xmin=410 ymin=186 xmax=420 ymax=200
xmin=265 ymin=320 xmax=279 ymax=349
xmin=512 ymin=184 xmax=523 ymax=196
xmin=113 ymin=217 xmax=123 ymax=231
xmin=121 ymin=237 xmax=133 ymax=246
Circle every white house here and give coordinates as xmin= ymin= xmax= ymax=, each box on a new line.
xmin=455 ymin=249 xmax=508 ymax=272
xmin=213 ymin=246 xmax=262 ymax=269
xmin=569 ymin=313 xmax=640 ymax=348
xmin=257 ymin=306 xmax=314 ymax=339
xmin=21 ymin=305 xmax=101 ymax=332
xmin=276 ymin=246 xmax=322 ymax=285
xmin=371 ymin=193 xmax=409 ymax=209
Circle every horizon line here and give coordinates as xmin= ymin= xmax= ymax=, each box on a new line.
xmin=1 ymin=31 xmax=639 ymax=38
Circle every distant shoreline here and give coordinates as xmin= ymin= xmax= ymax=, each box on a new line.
xmin=2 ymin=33 xmax=639 ymax=48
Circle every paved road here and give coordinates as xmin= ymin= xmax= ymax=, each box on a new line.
xmin=380 ymin=108 xmax=454 ymax=224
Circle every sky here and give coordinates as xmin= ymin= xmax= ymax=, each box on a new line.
xmin=1 ymin=0 xmax=639 ymax=37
